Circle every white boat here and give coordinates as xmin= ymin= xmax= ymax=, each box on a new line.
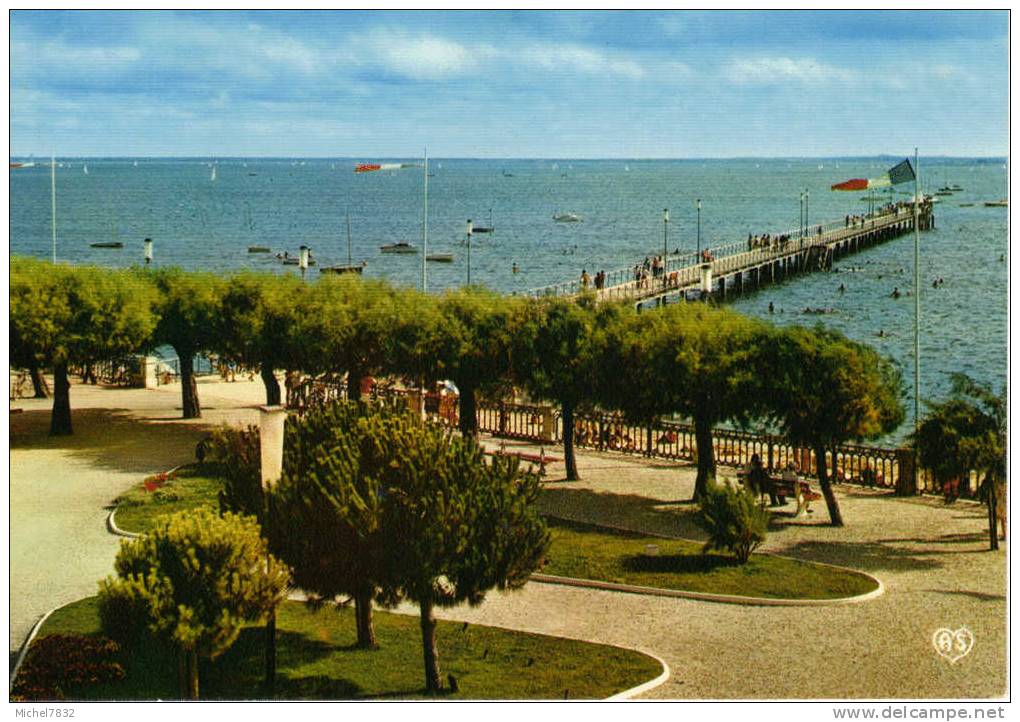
xmin=83 ymin=164 xmax=89 ymax=175
xmin=553 ymin=212 xmax=582 ymax=222
xmin=380 ymin=241 xmax=418 ymax=254
xmin=426 ymin=253 xmax=454 ymax=263
xmin=211 ymin=165 xmax=217 ymax=182
xmin=984 ymin=199 xmax=1008 ymax=207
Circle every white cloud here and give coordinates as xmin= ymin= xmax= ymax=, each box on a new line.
xmin=358 ymin=30 xmax=480 ymax=80
xmin=724 ymin=56 xmax=858 ymax=84
xmin=514 ymin=44 xmax=646 ymax=79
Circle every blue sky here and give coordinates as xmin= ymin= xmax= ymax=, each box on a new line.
xmin=10 ymin=10 xmax=1009 ymax=158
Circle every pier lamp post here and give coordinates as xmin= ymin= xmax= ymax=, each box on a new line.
xmin=805 ymin=190 xmax=810 ymax=233
xmin=663 ymin=208 xmax=669 ymax=289
xmin=466 ymin=219 xmax=473 ymax=286
xmin=299 ymin=245 xmax=309 ymax=279
xmin=799 ymin=192 xmax=805 ymax=238
xmin=696 ymin=199 xmax=702 ymax=256
xmin=144 ymin=237 xmax=153 ymax=265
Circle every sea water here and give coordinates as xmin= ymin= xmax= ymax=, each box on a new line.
xmin=9 ymin=157 xmax=1007 ymax=443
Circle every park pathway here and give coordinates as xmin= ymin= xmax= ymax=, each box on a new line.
xmin=9 ymin=379 xmax=1007 ymax=698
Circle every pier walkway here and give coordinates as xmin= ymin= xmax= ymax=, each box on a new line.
xmin=517 ymin=202 xmax=935 ymax=306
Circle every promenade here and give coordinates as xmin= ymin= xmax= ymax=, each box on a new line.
xmin=9 ymin=378 xmax=1005 ymax=698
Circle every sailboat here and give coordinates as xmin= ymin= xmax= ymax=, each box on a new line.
xmin=321 ymin=211 xmax=367 ymax=274
xmin=83 ymin=163 xmax=89 ymax=175
xmin=210 ymin=165 xmax=217 ymax=182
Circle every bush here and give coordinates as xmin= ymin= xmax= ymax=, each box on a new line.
xmin=97 ymin=509 xmax=291 ymax=699
xmin=206 ymin=425 xmax=263 ymax=521
xmin=11 ymin=634 xmax=125 ymax=700
xmin=696 ymin=479 xmax=769 ymax=563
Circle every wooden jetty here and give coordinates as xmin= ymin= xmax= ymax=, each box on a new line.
xmin=517 ymin=201 xmax=935 ymax=306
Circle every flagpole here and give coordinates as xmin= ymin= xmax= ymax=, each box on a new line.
xmin=422 ymin=148 xmax=429 ymax=293
xmin=913 ymin=148 xmax=921 ymax=481
xmin=50 ymin=154 xmax=57 ymax=263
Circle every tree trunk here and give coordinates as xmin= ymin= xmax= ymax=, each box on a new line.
xmin=187 ymin=648 xmax=200 ymax=700
xmin=264 ymin=610 xmax=277 ymax=693
xmin=49 ymin=363 xmax=72 ymax=436
xmin=692 ymin=415 xmax=716 ymax=500
xmin=419 ymin=598 xmax=442 ymax=694
xmin=347 ymin=368 xmax=362 ymax=402
xmin=985 ymin=475 xmax=999 ymax=551
xmin=815 ymin=445 xmax=844 ymax=526
xmin=177 ymin=648 xmax=188 ymax=700
xmin=354 ymin=587 xmax=378 ymax=649
xmin=260 ymin=364 xmax=281 ymax=406
xmin=561 ymin=400 xmax=579 ymax=481
xmin=179 ymin=351 xmax=201 ymax=419
xmin=458 ymin=384 xmax=477 ymax=437
xmin=29 ymin=361 xmax=49 ymax=398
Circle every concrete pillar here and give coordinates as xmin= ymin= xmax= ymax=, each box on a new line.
xmin=540 ymin=405 xmax=556 ymax=442
xmin=259 ymin=405 xmax=288 ymax=489
xmin=137 ymin=355 xmax=159 ymax=389
xmin=699 ymin=263 xmax=713 ymax=294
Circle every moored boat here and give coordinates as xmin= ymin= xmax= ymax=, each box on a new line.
xmin=380 ymin=241 xmax=418 ymax=254
xmin=320 ymin=262 xmax=367 ymax=275
xmin=984 ymin=199 xmax=1008 ymax=207
xmin=426 ymin=253 xmax=454 ymax=263
xmin=90 ymin=241 xmax=123 ymax=249
xmin=553 ymin=212 xmax=582 ymax=222
xmin=247 ymin=246 xmax=271 ymax=253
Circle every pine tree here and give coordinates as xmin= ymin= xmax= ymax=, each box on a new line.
xmin=98 ymin=509 xmax=290 ymax=699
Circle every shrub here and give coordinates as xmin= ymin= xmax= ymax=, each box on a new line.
xmin=206 ymin=425 xmax=264 ymax=522
xmin=11 ymin=634 xmax=125 ymax=700
xmin=97 ymin=509 xmax=290 ymax=699
xmin=696 ymin=479 xmax=769 ymax=563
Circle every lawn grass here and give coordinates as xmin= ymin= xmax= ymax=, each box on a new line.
xmin=25 ymin=597 xmax=662 ymax=700
xmin=111 ymin=464 xmax=223 ymax=534
xmin=542 ymin=517 xmax=878 ymax=600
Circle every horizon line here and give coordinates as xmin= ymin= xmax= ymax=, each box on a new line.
xmin=9 ymin=153 xmax=1008 ymax=161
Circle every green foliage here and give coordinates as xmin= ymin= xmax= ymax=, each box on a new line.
xmin=764 ymin=325 xmax=905 ymax=449
xmin=217 ymin=272 xmax=307 ymax=372
xmin=145 ymin=267 xmax=224 ymax=356
xmin=98 ymin=509 xmax=290 ymax=661
xmin=914 ymin=373 xmax=1006 ymax=507
xmin=696 ymin=480 xmax=769 ymax=563
xmin=11 ymin=634 xmax=125 ymax=701
xmin=270 ymin=402 xmax=391 ymax=606
xmin=207 ymin=425 xmax=265 ymax=524
xmin=10 ymin=259 xmax=157 ymax=368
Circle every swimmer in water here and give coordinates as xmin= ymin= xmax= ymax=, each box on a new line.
xmin=891 ymin=288 xmax=901 ymax=299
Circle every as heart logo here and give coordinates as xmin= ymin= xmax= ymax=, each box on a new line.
xmin=932 ymin=627 xmax=974 ymax=664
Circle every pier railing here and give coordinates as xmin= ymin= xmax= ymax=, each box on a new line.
xmin=515 ymin=203 xmax=921 ymax=301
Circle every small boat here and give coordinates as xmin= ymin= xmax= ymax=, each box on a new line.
xmin=210 ymin=165 xmax=217 ymax=182
xmin=247 ymin=246 xmax=271 ymax=253
xmin=959 ymin=203 xmax=975 ymax=207
xmin=282 ymin=257 xmax=316 ymax=266
xmin=426 ymin=253 xmax=454 ymax=263
xmin=247 ymin=172 xmax=257 ymax=176
xmin=502 ymin=169 xmax=514 ymax=177
xmin=473 ymin=209 xmax=495 ymax=234
xmin=949 ymin=184 xmax=963 ymax=191
xmin=320 ymin=262 xmax=366 ymax=275
xmin=934 ymin=188 xmax=954 ymax=196
xmin=380 ymin=242 xmax=418 ymax=254
xmin=90 ymin=241 xmax=123 ymax=249
xmin=9 ymin=162 xmax=35 ymax=169
xmin=83 ymin=164 xmax=89 ymax=175
xmin=984 ymin=199 xmax=1008 ymax=207
xmin=553 ymin=212 xmax=582 ymax=222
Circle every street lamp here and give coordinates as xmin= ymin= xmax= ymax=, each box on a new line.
xmin=805 ymin=190 xmax=810 ymax=233
xmin=662 ymin=208 xmax=669 ymax=289
xmin=144 ymin=237 xmax=153 ymax=265
xmin=466 ymin=219 xmax=473 ymax=286
xmin=696 ymin=199 xmax=702 ymax=256
xmin=799 ymin=192 xmax=805 ymax=238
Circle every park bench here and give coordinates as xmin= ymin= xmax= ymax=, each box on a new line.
xmin=486 ymin=443 xmax=561 ymax=476
xmin=739 ymin=472 xmax=823 ymax=518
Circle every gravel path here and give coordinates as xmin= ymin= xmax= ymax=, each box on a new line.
xmin=9 ymin=380 xmax=1007 ymax=698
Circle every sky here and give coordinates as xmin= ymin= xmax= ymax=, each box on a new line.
xmin=9 ymin=9 xmax=1009 ymax=158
